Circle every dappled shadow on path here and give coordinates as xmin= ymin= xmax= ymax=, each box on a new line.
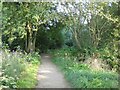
xmin=36 ymin=54 xmax=70 ymax=88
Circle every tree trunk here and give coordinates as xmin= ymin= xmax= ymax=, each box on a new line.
xmin=25 ymin=21 xmax=38 ymax=53
xmin=32 ymin=31 xmax=37 ymax=51
xmin=25 ymin=22 xmax=34 ymax=53
xmin=27 ymin=33 xmax=33 ymax=53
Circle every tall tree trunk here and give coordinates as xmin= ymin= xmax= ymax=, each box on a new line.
xmin=25 ymin=22 xmax=33 ymax=53
xmin=32 ymin=31 xmax=37 ymax=51
xmin=27 ymin=33 xmax=33 ymax=53
xmin=25 ymin=21 xmax=38 ymax=53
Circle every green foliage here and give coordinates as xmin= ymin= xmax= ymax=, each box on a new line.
xmin=62 ymin=2 xmax=119 ymax=69
xmin=1 ymin=49 xmax=40 ymax=88
xmin=16 ymin=62 xmax=40 ymax=88
xmin=98 ymin=47 xmax=119 ymax=70
xmin=1 ymin=49 xmax=25 ymax=88
xmin=65 ymin=70 xmax=118 ymax=88
xmin=50 ymin=48 xmax=118 ymax=88
xmin=2 ymin=51 xmax=25 ymax=77
xmin=1 ymin=2 xmax=119 ymax=88
xmin=62 ymin=28 xmax=73 ymax=47
xmin=1 ymin=76 xmax=17 ymax=88
xmin=2 ymin=2 xmax=60 ymax=52
xmin=36 ymin=22 xmax=64 ymax=53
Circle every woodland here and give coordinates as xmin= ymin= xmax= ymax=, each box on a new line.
xmin=0 ymin=1 xmax=120 ymax=89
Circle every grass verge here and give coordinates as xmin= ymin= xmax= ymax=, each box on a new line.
xmin=16 ymin=62 xmax=40 ymax=88
xmin=50 ymin=48 xmax=118 ymax=88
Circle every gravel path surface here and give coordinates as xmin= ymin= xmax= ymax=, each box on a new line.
xmin=36 ymin=54 xmax=70 ymax=88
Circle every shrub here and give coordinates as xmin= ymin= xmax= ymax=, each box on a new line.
xmin=1 ymin=49 xmax=40 ymax=88
xmin=50 ymin=48 xmax=118 ymax=88
xmin=1 ymin=49 xmax=25 ymax=88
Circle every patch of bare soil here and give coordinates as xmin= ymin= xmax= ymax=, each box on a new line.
xmin=84 ymin=57 xmax=110 ymax=71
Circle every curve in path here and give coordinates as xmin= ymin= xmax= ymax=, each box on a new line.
xmin=36 ymin=54 xmax=71 ymax=88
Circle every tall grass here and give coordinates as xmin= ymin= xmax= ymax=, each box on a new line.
xmin=1 ymin=49 xmax=40 ymax=88
xmin=50 ymin=48 xmax=118 ymax=88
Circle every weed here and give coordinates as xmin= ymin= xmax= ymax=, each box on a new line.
xmin=1 ymin=49 xmax=40 ymax=88
xmin=50 ymin=48 xmax=118 ymax=88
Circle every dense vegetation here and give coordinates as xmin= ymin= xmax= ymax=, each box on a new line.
xmin=50 ymin=48 xmax=118 ymax=88
xmin=1 ymin=1 xmax=120 ymax=89
xmin=1 ymin=48 xmax=40 ymax=88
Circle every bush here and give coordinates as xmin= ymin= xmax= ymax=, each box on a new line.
xmin=50 ymin=48 xmax=118 ymax=88
xmin=98 ymin=47 xmax=119 ymax=71
xmin=1 ymin=49 xmax=25 ymax=88
xmin=1 ymin=49 xmax=40 ymax=88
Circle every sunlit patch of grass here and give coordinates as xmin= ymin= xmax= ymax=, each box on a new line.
xmin=16 ymin=63 xmax=40 ymax=88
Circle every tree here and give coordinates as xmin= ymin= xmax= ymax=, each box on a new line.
xmin=2 ymin=2 xmax=58 ymax=53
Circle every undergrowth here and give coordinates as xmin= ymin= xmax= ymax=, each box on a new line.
xmin=50 ymin=48 xmax=118 ymax=88
xmin=1 ymin=49 xmax=40 ymax=88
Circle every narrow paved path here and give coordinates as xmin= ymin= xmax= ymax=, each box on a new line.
xmin=36 ymin=54 xmax=70 ymax=88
